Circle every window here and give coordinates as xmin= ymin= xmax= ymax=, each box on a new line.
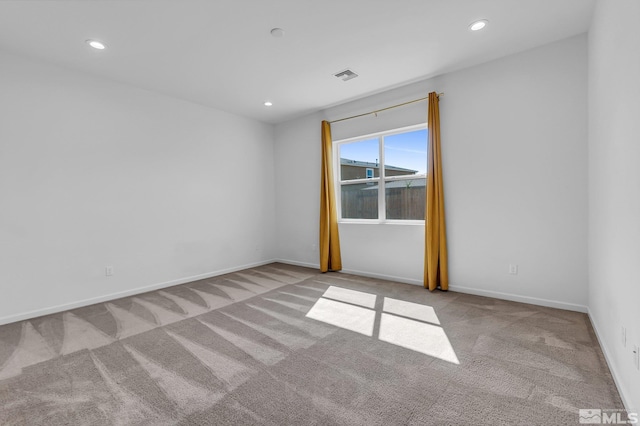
xmin=335 ymin=124 xmax=427 ymax=221
xmin=365 ymin=168 xmax=374 ymax=179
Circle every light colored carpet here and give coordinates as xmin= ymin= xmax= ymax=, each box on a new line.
xmin=0 ymin=263 xmax=624 ymax=425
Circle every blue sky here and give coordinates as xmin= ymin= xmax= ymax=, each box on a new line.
xmin=339 ymin=129 xmax=427 ymax=174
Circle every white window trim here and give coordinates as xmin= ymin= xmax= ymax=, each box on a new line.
xmin=334 ymin=123 xmax=427 ymax=224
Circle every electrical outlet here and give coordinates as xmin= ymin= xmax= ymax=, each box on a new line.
xmin=508 ymin=264 xmax=518 ymax=275
xmin=105 ymin=266 xmax=114 ymax=277
xmin=622 ymin=326 xmax=627 ymax=347
xmin=634 ymin=345 xmax=639 ymax=370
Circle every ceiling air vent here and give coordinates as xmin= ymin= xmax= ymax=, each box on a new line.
xmin=334 ymin=69 xmax=359 ymax=82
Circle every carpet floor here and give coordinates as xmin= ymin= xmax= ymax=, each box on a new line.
xmin=0 ymin=263 xmax=624 ymax=425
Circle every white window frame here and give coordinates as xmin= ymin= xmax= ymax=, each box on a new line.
xmin=334 ymin=123 xmax=427 ymax=225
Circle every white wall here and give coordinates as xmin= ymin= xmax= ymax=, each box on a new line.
xmin=275 ymin=34 xmax=588 ymax=311
xmin=588 ymin=0 xmax=640 ymax=410
xmin=0 ymin=51 xmax=276 ymax=324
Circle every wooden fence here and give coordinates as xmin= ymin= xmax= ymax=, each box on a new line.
xmin=341 ymin=185 xmax=425 ymax=220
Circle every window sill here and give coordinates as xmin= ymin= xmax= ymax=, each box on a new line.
xmin=338 ymin=219 xmax=425 ymax=226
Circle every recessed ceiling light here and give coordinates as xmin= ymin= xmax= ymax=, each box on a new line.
xmin=270 ymin=28 xmax=285 ymax=38
xmin=86 ymin=40 xmax=106 ymax=50
xmin=264 ymin=101 xmax=273 ymax=107
xmin=469 ymin=20 xmax=488 ymax=31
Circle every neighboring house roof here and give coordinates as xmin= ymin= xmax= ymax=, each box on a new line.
xmin=340 ymin=158 xmax=417 ymax=173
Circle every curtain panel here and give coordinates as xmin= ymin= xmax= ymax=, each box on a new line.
xmin=319 ymin=120 xmax=342 ymax=272
xmin=424 ymin=92 xmax=449 ymax=291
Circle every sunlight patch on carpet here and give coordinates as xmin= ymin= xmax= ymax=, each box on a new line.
xmin=306 ymin=298 xmax=375 ymax=336
xmin=306 ymin=286 xmax=459 ymax=364
xmin=379 ymin=314 xmax=458 ymax=364
xmin=382 ymin=297 xmax=440 ymax=325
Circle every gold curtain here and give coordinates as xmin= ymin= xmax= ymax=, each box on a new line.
xmin=319 ymin=120 xmax=342 ymax=272
xmin=424 ymin=92 xmax=448 ymax=291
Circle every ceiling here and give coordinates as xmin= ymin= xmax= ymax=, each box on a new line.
xmin=0 ymin=0 xmax=594 ymax=124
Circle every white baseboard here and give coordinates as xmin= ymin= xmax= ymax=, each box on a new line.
xmin=275 ymin=258 xmax=422 ymax=286
xmin=275 ymin=260 xmax=421 ymax=286
xmin=0 ymin=259 xmax=277 ymax=326
xmin=448 ymin=285 xmax=588 ymax=313
xmin=587 ymin=309 xmax=632 ymax=411
xmin=275 ymin=259 xmax=587 ymax=313
xmin=274 ymin=259 xmax=320 ymax=269
xmin=339 ymin=268 xmax=423 ymax=286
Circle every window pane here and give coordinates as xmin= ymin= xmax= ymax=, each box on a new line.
xmin=384 ymin=129 xmax=427 ymax=177
xmin=339 ymin=138 xmax=380 ymax=181
xmin=385 ymin=178 xmax=426 ymax=220
xmin=341 ymin=183 xmax=378 ymax=219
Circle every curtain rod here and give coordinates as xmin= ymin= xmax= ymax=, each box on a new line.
xmin=329 ymin=92 xmax=443 ymax=124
